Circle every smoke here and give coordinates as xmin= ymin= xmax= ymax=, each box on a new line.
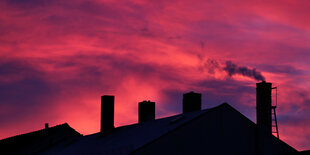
xmin=201 ymin=59 xmax=266 ymax=81
xmin=204 ymin=59 xmax=219 ymax=74
xmin=223 ymin=61 xmax=265 ymax=81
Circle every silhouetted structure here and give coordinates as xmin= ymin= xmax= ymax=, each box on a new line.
xmin=45 ymin=123 xmax=49 ymax=130
xmin=101 ymin=95 xmax=115 ymax=133
xmin=139 ymin=100 xmax=155 ymax=123
xmin=256 ymin=81 xmax=272 ymax=135
xmin=1 ymin=82 xmax=308 ymax=154
xmin=182 ymin=92 xmax=201 ymax=113
xmin=0 ymin=123 xmax=81 ymax=154
xmin=40 ymin=103 xmax=296 ymax=155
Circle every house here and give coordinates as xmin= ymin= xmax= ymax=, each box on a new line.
xmin=0 ymin=123 xmax=81 ymax=154
xmin=0 ymin=81 xmax=307 ymax=154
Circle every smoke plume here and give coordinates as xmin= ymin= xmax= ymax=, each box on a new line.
xmin=223 ymin=61 xmax=265 ymax=81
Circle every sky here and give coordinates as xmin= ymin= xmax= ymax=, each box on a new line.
xmin=0 ymin=0 xmax=310 ymax=151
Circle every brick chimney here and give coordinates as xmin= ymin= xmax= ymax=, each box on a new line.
xmin=101 ymin=95 xmax=115 ymax=133
xmin=138 ymin=100 xmax=155 ymax=123
xmin=183 ymin=92 xmax=201 ymax=113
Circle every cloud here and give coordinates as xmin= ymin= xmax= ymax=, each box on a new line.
xmin=0 ymin=59 xmax=60 ymax=129
xmin=0 ymin=0 xmax=310 ymax=151
xmin=0 ymin=54 xmax=195 ymax=137
xmin=258 ymin=64 xmax=303 ymax=75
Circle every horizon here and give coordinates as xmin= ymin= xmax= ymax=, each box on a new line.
xmin=0 ymin=0 xmax=310 ymax=151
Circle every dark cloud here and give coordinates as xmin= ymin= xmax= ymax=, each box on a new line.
xmin=4 ymin=0 xmax=50 ymax=9
xmin=0 ymin=59 xmax=60 ymax=126
xmin=223 ymin=61 xmax=265 ymax=81
xmin=279 ymin=114 xmax=310 ymax=126
xmin=259 ymin=64 xmax=303 ymax=75
xmin=0 ymin=77 xmax=55 ymax=105
xmin=0 ymin=53 xmax=183 ymax=110
xmin=0 ymin=60 xmax=37 ymax=76
xmin=6 ymin=0 xmax=47 ymax=5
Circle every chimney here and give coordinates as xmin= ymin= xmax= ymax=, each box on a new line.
xmin=138 ymin=100 xmax=155 ymax=123
xmin=256 ymin=81 xmax=272 ymax=135
xmin=183 ymin=92 xmax=201 ymax=113
xmin=101 ymin=95 xmax=115 ymax=133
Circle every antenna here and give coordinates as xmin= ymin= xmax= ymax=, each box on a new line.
xmin=271 ymin=87 xmax=279 ymax=138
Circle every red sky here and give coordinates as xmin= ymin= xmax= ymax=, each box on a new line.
xmin=1 ymin=0 xmax=310 ymax=151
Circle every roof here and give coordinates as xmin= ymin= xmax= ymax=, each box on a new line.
xmin=43 ymin=106 xmax=214 ymax=154
xmin=42 ymin=103 xmax=297 ymax=154
xmin=1 ymin=103 xmax=298 ymax=154
xmin=0 ymin=123 xmax=82 ymax=154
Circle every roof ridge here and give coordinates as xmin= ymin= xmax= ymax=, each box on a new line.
xmin=0 ymin=123 xmax=70 ymax=141
xmin=103 ymin=104 xmax=223 ymax=132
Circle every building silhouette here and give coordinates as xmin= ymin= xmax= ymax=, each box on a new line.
xmin=0 ymin=81 xmax=309 ymax=154
xmin=0 ymin=123 xmax=81 ymax=154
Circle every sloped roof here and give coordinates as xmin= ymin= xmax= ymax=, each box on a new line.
xmin=2 ymin=103 xmax=297 ymax=154
xmin=42 ymin=103 xmax=296 ymax=154
xmin=43 ymin=106 xmax=214 ymax=154
xmin=0 ymin=123 xmax=81 ymax=154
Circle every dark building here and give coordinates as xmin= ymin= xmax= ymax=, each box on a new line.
xmin=40 ymin=104 xmax=297 ymax=155
xmin=0 ymin=123 xmax=81 ymax=154
xmin=0 ymin=82 xmax=308 ymax=154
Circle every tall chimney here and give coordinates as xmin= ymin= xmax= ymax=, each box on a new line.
xmin=183 ymin=92 xmax=201 ymax=113
xmin=256 ymin=81 xmax=272 ymax=135
xmin=138 ymin=100 xmax=155 ymax=123
xmin=101 ymin=95 xmax=115 ymax=133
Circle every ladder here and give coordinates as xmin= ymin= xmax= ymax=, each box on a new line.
xmin=271 ymin=87 xmax=279 ymax=138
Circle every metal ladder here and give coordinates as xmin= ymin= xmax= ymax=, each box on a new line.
xmin=272 ymin=87 xmax=279 ymax=138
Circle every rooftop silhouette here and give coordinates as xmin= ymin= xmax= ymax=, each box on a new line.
xmin=0 ymin=81 xmax=307 ymax=154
